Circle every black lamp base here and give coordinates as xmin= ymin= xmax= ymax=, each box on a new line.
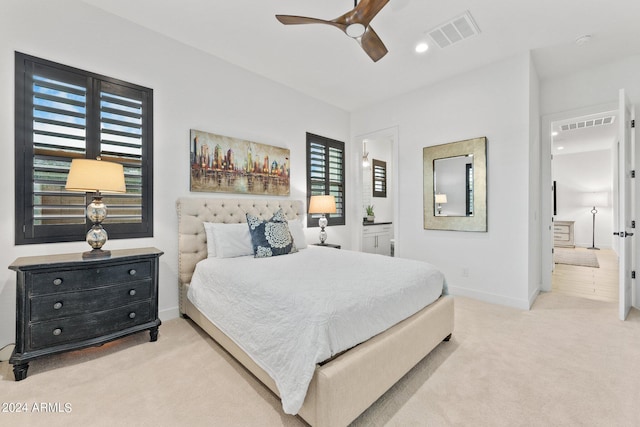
xmin=588 ymin=207 xmax=600 ymax=251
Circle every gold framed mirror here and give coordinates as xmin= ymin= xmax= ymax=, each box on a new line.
xmin=423 ymin=137 xmax=487 ymax=232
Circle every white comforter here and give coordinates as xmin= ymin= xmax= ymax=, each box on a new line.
xmin=187 ymin=246 xmax=446 ymax=414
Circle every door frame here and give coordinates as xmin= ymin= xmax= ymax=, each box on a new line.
xmin=352 ymin=126 xmax=399 ymax=253
xmin=541 ymin=101 xmax=618 ymax=292
xmin=618 ymin=89 xmax=636 ymax=320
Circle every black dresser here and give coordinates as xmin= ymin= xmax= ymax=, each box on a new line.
xmin=8 ymin=247 xmax=163 ymax=381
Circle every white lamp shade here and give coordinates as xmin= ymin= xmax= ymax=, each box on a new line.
xmin=65 ymin=159 xmax=126 ymax=193
xmin=435 ymin=194 xmax=448 ymax=204
xmin=308 ymin=195 xmax=337 ymax=214
xmin=583 ymin=191 xmax=609 ymax=207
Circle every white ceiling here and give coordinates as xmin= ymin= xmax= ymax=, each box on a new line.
xmin=81 ymin=0 xmax=640 ymax=112
xmin=552 ymin=111 xmax=619 ymax=156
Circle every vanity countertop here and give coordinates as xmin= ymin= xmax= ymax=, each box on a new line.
xmin=363 ymin=221 xmax=392 ymax=226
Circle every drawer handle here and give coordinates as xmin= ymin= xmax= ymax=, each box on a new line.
xmin=129 ymin=289 xmax=136 ymax=296
xmin=129 ymin=312 xmax=136 ymax=319
xmin=128 ymin=269 xmax=137 ymax=276
xmin=52 ymin=328 xmax=62 ymax=336
xmin=53 ymin=278 xmax=63 ymax=286
xmin=53 ymin=301 xmax=63 ymax=310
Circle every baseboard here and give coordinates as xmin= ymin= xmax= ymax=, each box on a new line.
xmin=0 ymin=344 xmax=15 ymax=362
xmin=159 ymin=306 xmax=180 ymax=322
xmin=528 ymin=286 xmax=541 ymax=309
xmin=448 ymin=285 xmax=531 ymax=310
xmin=573 ymin=243 xmax=613 ymax=250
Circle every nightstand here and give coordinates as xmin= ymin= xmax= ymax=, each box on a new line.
xmin=8 ymin=247 xmax=163 ymax=381
xmin=553 ymin=220 xmax=575 ymax=248
xmin=312 ymin=243 xmax=341 ymax=249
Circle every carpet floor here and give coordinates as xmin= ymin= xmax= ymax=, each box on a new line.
xmin=1 ymin=293 xmax=639 ymax=427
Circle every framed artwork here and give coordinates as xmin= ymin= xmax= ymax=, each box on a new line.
xmin=190 ymin=129 xmax=290 ymax=195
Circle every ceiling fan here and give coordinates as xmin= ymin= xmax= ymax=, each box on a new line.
xmin=276 ymin=0 xmax=390 ymax=62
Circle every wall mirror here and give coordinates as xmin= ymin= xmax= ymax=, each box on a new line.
xmin=423 ymin=137 xmax=487 ymax=231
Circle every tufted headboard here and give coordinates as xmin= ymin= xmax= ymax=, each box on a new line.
xmin=176 ymin=197 xmax=303 ymax=313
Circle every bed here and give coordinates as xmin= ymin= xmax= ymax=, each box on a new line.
xmin=177 ymin=197 xmax=454 ymax=426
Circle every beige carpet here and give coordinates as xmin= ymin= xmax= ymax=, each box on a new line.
xmin=1 ymin=293 xmax=639 ymax=427
xmin=554 ymin=247 xmax=600 ymax=268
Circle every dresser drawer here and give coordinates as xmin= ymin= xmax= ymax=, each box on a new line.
xmin=554 ymin=225 xmax=569 ymax=233
xmin=29 ymin=301 xmax=152 ymax=349
xmin=30 ymin=279 xmax=152 ymax=322
xmin=362 ymin=224 xmax=393 ymax=235
xmin=553 ymin=220 xmax=575 ymax=248
xmin=28 ymin=261 xmax=152 ymax=295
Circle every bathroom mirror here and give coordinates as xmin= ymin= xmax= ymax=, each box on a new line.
xmin=423 ymin=137 xmax=487 ymax=231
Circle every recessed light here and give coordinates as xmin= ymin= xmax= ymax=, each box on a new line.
xmin=415 ymin=42 xmax=429 ymax=53
xmin=552 ymin=131 xmax=558 ymax=136
xmin=557 ymin=146 xmax=564 ymax=150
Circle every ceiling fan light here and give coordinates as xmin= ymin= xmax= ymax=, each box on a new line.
xmin=346 ymin=23 xmax=366 ymax=38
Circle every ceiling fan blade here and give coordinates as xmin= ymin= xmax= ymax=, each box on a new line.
xmin=359 ymin=26 xmax=388 ymax=62
xmin=276 ymin=15 xmax=344 ymax=30
xmin=352 ymin=0 xmax=390 ymax=26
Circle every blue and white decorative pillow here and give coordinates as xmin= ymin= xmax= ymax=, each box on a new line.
xmin=246 ymin=209 xmax=297 ymax=258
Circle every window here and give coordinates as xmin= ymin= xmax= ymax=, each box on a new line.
xmin=306 ymin=133 xmax=345 ymax=226
xmin=15 ymin=52 xmax=154 ymax=245
xmin=372 ymin=159 xmax=387 ymax=198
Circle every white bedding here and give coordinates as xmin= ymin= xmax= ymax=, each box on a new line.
xmin=187 ymin=246 xmax=447 ymax=414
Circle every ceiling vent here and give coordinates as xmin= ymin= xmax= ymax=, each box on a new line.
xmin=427 ymin=11 xmax=481 ymax=49
xmin=560 ymin=116 xmax=615 ymax=131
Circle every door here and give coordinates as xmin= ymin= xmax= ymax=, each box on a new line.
xmin=617 ymin=89 xmax=635 ymax=320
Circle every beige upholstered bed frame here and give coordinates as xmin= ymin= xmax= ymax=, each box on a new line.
xmin=176 ymin=197 xmax=454 ymax=427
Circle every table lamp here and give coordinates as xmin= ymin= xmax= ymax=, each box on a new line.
xmin=65 ymin=157 xmax=126 ymax=258
xmin=435 ymin=193 xmax=448 ymax=215
xmin=308 ymin=195 xmax=337 ymax=244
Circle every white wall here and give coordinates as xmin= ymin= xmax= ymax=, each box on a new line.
xmin=0 ymin=0 xmax=350 ymax=348
xmin=541 ymin=55 xmax=640 ymax=116
xmin=553 ymin=150 xmax=614 ymax=248
xmin=528 ymin=59 xmax=542 ymax=305
xmin=352 ymin=53 xmax=537 ymax=309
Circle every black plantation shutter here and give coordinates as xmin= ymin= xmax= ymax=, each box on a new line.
xmin=372 ymin=159 xmax=387 ymax=198
xmin=15 ymin=52 xmax=153 ymax=244
xmin=22 ymin=63 xmax=89 ymax=241
xmin=98 ymin=81 xmax=152 ymax=236
xmin=306 ymin=133 xmax=345 ymax=226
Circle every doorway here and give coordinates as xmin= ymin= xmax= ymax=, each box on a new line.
xmin=542 ymin=103 xmax=620 ymax=300
xmin=353 ymin=127 xmax=399 ymax=253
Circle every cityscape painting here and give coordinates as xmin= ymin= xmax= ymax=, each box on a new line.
xmin=190 ymin=129 xmax=290 ymax=195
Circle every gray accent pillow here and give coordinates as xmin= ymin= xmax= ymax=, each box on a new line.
xmin=246 ymin=209 xmax=297 ymax=258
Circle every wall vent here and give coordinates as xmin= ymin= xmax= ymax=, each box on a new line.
xmin=427 ymin=11 xmax=481 ymax=49
xmin=560 ymin=116 xmax=615 ymax=132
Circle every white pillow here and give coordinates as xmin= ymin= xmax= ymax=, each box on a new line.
xmin=211 ymin=223 xmax=254 ymax=258
xmin=288 ymin=219 xmax=307 ymax=249
xmin=203 ymin=222 xmax=217 ymax=258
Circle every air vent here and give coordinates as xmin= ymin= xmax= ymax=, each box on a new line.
xmin=560 ymin=116 xmax=615 ymax=132
xmin=427 ymin=11 xmax=480 ymax=49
